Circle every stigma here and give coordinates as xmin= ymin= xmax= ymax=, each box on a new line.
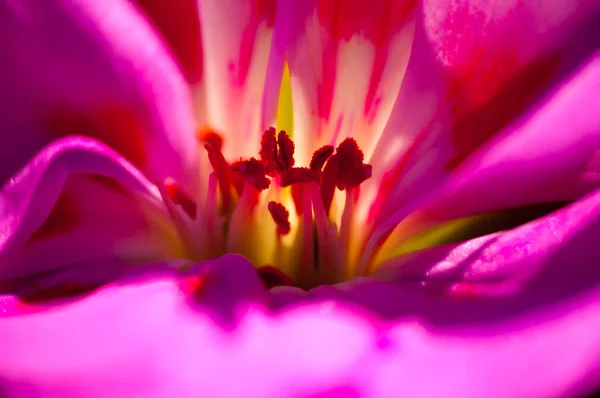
xmin=162 ymin=127 xmax=372 ymax=289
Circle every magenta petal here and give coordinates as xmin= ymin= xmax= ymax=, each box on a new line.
xmin=0 ymin=256 xmax=368 ymax=397
xmin=0 ymin=136 xmax=178 ymax=281
xmin=0 ymin=0 xmax=199 ymax=190
xmin=369 ymin=49 xmax=600 ymax=254
xmin=282 ymin=189 xmax=600 ymax=396
xmin=367 ymin=1 xmax=600 ymax=230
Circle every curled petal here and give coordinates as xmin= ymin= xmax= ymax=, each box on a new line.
xmin=0 ymin=0 xmax=199 ymax=191
xmin=0 ymin=137 xmax=182 ymax=281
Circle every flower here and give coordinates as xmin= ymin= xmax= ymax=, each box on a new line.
xmin=1 ymin=0 xmax=600 ymax=396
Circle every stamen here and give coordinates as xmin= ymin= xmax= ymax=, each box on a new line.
xmin=231 ymin=158 xmax=271 ymax=191
xmin=257 ymin=266 xmax=294 ymax=289
xmin=268 ymin=201 xmax=291 ymax=235
xmin=320 ymin=138 xmax=372 ymax=214
xmin=333 ymin=138 xmax=371 ymax=190
xmin=184 ymin=126 xmax=376 ymax=288
xmin=164 ymin=179 xmax=197 ymax=220
xmin=204 ymin=143 xmax=233 ymax=212
xmin=259 ymin=128 xmax=295 ymax=176
xmin=260 ymin=127 xmax=279 ymax=176
xmin=310 ymin=145 xmax=334 ymax=171
xmin=198 ymin=129 xmax=224 ymax=152
xmin=277 ymin=130 xmax=295 ymax=171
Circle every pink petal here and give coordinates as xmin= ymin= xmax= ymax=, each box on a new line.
xmin=0 ymin=0 xmax=199 ymax=190
xmin=0 ymin=137 xmax=180 ymax=281
xmin=0 ymin=255 xmax=369 ymax=398
xmin=285 ymin=0 xmax=417 ymax=163
xmin=368 ymin=1 xmax=600 ymax=225
xmin=197 ymin=0 xmax=280 ymax=159
xmin=3 ymin=207 xmax=600 ymax=396
xmin=376 ymin=48 xmax=600 ymax=255
xmin=278 ymin=188 xmax=600 ymax=397
xmin=360 ymin=13 xmax=600 ymax=260
xmin=133 ymin=0 xmax=203 ymax=83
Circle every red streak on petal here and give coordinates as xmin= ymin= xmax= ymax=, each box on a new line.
xmin=315 ymin=0 xmax=417 ymax=120
xmin=277 ymin=131 xmax=295 ymax=171
xmin=310 ymin=145 xmax=334 ymax=172
xmin=446 ymin=54 xmax=560 ymax=170
xmin=257 ymin=266 xmax=294 ymax=289
xmin=234 ymin=0 xmax=276 ymax=85
xmin=165 ymin=179 xmax=198 ymax=220
xmin=268 ymin=201 xmax=291 ymax=235
xmin=204 ymin=143 xmax=233 ymax=211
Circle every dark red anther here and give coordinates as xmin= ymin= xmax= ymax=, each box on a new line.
xmin=199 ymin=129 xmax=224 ymax=152
xmin=268 ymin=201 xmax=291 ymax=235
xmin=310 ymin=145 xmax=334 ymax=171
xmin=320 ymin=138 xmax=372 ymax=214
xmin=260 ymin=127 xmax=279 ymax=176
xmin=259 ymin=127 xmax=295 ymax=176
xmin=280 ymin=167 xmax=320 ymax=187
xmin=204 ymin=143 xmax=233 ymax=211
xmin=277 ymin=130 xmax=295 ymax=171
xmin=232 ymin=158 xmax=271 ymax=191
xmin=165 ymin=180 xmax=198 ymax=220
xmin=257 ymin=266 xmax=294 ymax=289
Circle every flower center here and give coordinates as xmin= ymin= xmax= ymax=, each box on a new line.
xmin=163 ymin=127 xmax=372 ymax=290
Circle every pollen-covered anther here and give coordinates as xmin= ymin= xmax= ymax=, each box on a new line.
xmin=259 ymin=127 xmax=295 ymax=176
xmin=165 ymin=179 xmax=198 ymax=219
xmin=310 ymin=145 xmax=334 ymax=172
xmin=231 ymin=158 xmax=271 ymax=191
xmin=268 ymin=201 xmax=291 ymax=235
xmin=320 ymin=138 xmax=373 ymax=213
xmin=277 ymin=131 xmax=295 ymax=171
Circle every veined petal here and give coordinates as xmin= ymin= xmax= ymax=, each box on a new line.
xmin=285 ymin=0 xmax=417 ymax=164
xmin=0 ymin=137 xmax=183 ymax=281
xmin=374 ymin=47 xmax=600 ymax=260
xmin=197 ymin=0 xmax=279 ymax=159
xmin=0 ymin=0 xmax=199 ymax=191
xmin=367 ymin=0 xmax=600 ymax=226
